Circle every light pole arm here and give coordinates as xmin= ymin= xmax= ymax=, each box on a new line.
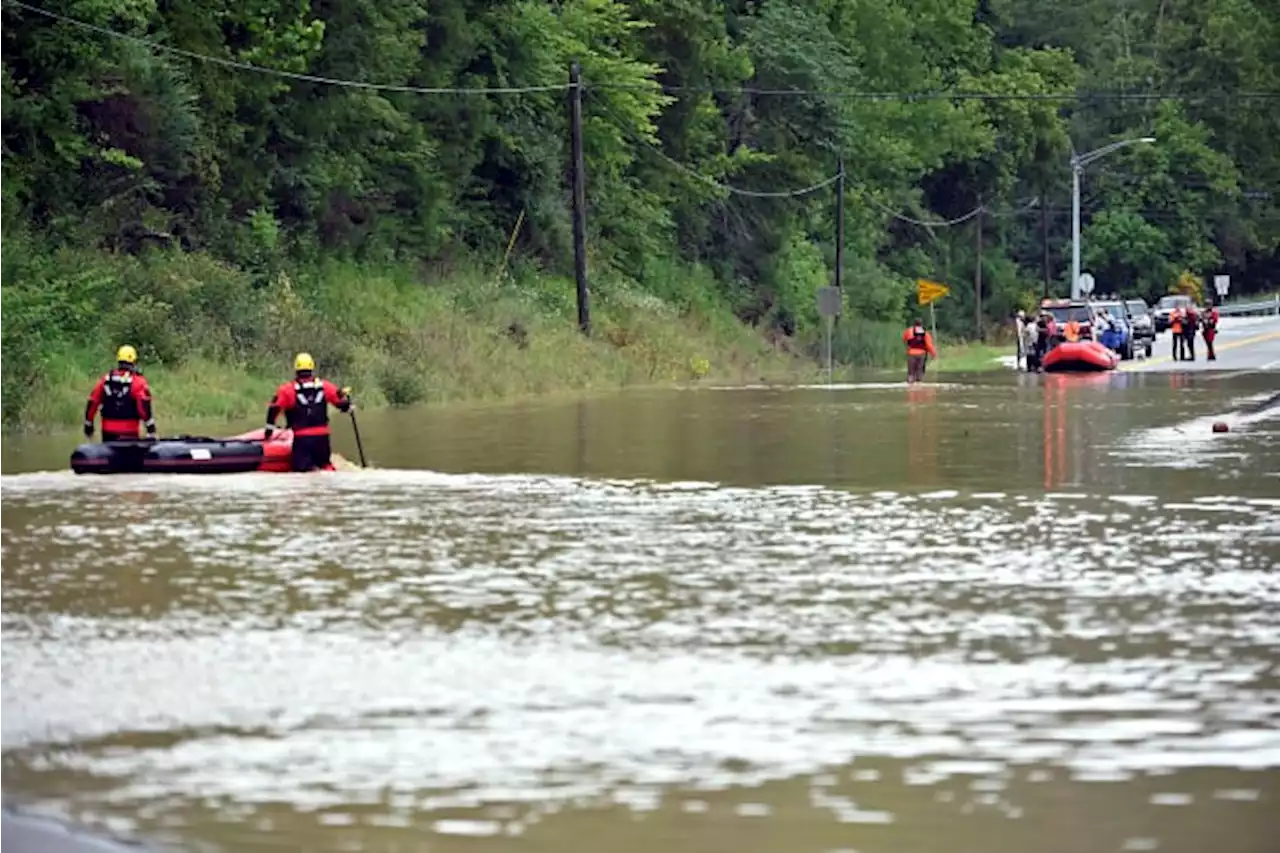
xmin=1074 ymin=136 xmax=1157 ymax=169
xmin=1068 ymin=136 xmax=1155 ymax=300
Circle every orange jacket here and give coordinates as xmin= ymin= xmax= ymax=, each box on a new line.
xmin=1170 ymin=308 xmax=1183 ymax=334
xmin=902 ymin=326 xmax=938 ymax=358
xmin=1063 ymin=320 xmax=1081 ymax=342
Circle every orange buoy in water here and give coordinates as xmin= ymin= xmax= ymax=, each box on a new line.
xmin=1212 ymin=421 xmax=1229 ymax=433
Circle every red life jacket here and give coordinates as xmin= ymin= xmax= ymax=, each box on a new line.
xmin=906 ymin=326 xmax=927 ymax=350
xmin=286 ymin=377 xmax=330 ymax=431
xmin=1204 ymin=309 xmax=1218 ymax=330
xmin=101 ymin=370 xmax=141 ymax=422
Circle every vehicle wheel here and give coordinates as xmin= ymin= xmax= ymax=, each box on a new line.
xmin=1145 ymin=343 xmax=1153 ymax=358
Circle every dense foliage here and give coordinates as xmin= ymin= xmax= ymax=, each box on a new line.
xmin=3 ymin=0 xmax=1278 ymax=352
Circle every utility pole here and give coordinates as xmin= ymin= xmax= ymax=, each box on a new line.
xmin=974 ymin=200 xmax=983 ymax=340
xmin=569 ymin=62 xmax=590 ymax=335
xmin=835 ymin=157 xmax=845 ymax=325
xmin=1041 ymin=188 xmax=1051 ymax=299
xmin=1070 ymin=159 xmax=1081 ymax=300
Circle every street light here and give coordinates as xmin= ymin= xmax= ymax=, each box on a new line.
xmin=1070 ymin=136 xmax=1157 ymax=300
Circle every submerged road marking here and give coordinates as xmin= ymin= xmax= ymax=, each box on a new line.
xmin=1119 ymin=330 xmax=1280 ymax=372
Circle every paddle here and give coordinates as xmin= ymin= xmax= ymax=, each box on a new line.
xmin=349 ymin=407 xmax=367 ymax=468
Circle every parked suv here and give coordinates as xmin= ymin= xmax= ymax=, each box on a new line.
xmin=1153 ymin=294 xmax=1193 ymax=333
xmin=1125 ymin=298 xmax=1156 ymax=358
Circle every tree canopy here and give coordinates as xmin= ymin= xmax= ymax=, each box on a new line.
xmin=4 ymin=0 xmax=1277 ymax=339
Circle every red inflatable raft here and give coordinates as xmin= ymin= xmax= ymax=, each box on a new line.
xmin=1041 ymin=340 xmax=1120 ymax=373
xmin=71 ymin=428 xmax=296 ymax=475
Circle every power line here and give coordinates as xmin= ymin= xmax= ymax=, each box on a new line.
xmin=635 ymin=142 xmax=842 ymax=199
xmin=870 ymin=200 xmax=984 ymax=227
xmin=6 ymin=1 xmax=569 ymax=95
xmin=594 ymin=81 xmax=1280 ymax=103
xmin=592 ymin=97 xmax=841 ymax=198
xmin=868 ymin=197 xmax=1043 ymax=228
xmin=13 ymin=2 xmax=1278 ymax=105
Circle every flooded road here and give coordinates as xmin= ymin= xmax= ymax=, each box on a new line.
xmin=4 ymin=371 xmax=1279 ymax=853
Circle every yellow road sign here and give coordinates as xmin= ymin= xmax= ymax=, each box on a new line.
xmin=917 ymin=278 xmax=950 ymax=305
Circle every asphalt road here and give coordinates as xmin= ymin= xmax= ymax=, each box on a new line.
xmin=1121 ymin=315 xmax=1280 ymax=374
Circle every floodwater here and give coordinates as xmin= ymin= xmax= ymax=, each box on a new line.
xmin=3 ymin=371 xmax=1279 ymax=853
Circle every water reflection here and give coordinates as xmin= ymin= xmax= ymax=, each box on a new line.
xmin=906 ymin=386 xmax=937 ymax=486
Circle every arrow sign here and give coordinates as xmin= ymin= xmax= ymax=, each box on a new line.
xmin=917 ymin=278 xmax=950 ymax=306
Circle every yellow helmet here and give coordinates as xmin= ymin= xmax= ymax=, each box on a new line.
xmin=116 ymin=345 xmax=138 ymax=364
xmin=294 ymin=352 xmax=316 ymax=372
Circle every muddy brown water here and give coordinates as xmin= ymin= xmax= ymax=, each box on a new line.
xmin=3 ymin=372 xmax=1279 ymax=853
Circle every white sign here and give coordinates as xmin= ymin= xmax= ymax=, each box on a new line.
xmin=1213 ymin=274 xmax=1230 ymax=296
xmin=1077 ymin=272 xmax=1095 ymax=295
xmin=816 ymin=286 xmax=842 ymax=318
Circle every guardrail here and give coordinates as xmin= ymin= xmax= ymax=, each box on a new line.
xmin=1218 ymin=295 xmax=1280 ymax=317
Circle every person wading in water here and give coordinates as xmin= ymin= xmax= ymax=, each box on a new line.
xmin=902 ymin=318 xmax=938 ymax=384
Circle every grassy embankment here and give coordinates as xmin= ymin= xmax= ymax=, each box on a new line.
xmin=1 ymin=242 xmax=1010 ymax=433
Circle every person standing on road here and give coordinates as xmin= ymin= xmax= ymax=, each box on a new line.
xmin=1023 ymin=319 xmax=1042 ymax=372
xmin=1036 ymin=312 xmax=1053 ymax=360
xmin=1041 ymin=312 xmax=1058 ymax=349
xmin=902 ymin=319 xmax=938 ymax=384
xmin=1202 ymin=301 xmax=1220 ymax=361
xmin=1182 ymin=302 xmax=1199 ymax=361
xmin=1013 ymin=310 xmax=1027 ymax=370
xmin=1170 ymin=307 xmax=1184 ymax=360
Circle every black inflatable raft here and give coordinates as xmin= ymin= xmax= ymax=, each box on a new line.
xmin=71 ymin=436 xmax=266 ymax=475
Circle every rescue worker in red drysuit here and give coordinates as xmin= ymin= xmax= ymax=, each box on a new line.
xmin=903 ymin=319 xmax=939 ymax=384
xmin=84 ymin=345 xmax=157 ymax=441
xmin=1202 ymin=302 xmax=1220 ymax=361
xmin=263 ymin=352 xmax=353 ymax=472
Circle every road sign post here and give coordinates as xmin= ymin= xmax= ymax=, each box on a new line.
xmin=916 ymin=279 xmax=950 ymax=364
xmin=816 ymin=286 xmax=842 ymax=381
xmin=1213 ymin=275 xmax=1230 ymax=300
xmin=917 ymin=279 xmax=950 ymax=306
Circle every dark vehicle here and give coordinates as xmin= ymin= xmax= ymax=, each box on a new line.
xmin=1153 ymin=294 xmax=1193 ymax=333
xmin=1040 ymin=299 xmax=1094 ymax=339
xmin=1125 ymin=298 xmax=1155 ymax=358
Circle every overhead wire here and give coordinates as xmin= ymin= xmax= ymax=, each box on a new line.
xmin=590 ymin=93 xmax=841 ymax=198
xmin=593 ymin=81 xmax=1280 ymax=104
xmin=6 ymin=1 xmax=569 ymax=95
xmin=868 ymin=196 xmax=1042 ymax=228
xmin=11 ymin=2 xmax=1278 ymax=104
xmin=12 ymin=0 xmax=1273 ymax=222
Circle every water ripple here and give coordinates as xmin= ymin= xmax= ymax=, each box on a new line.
xmin=4 ymin=473 xmax=1279 ymax=825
